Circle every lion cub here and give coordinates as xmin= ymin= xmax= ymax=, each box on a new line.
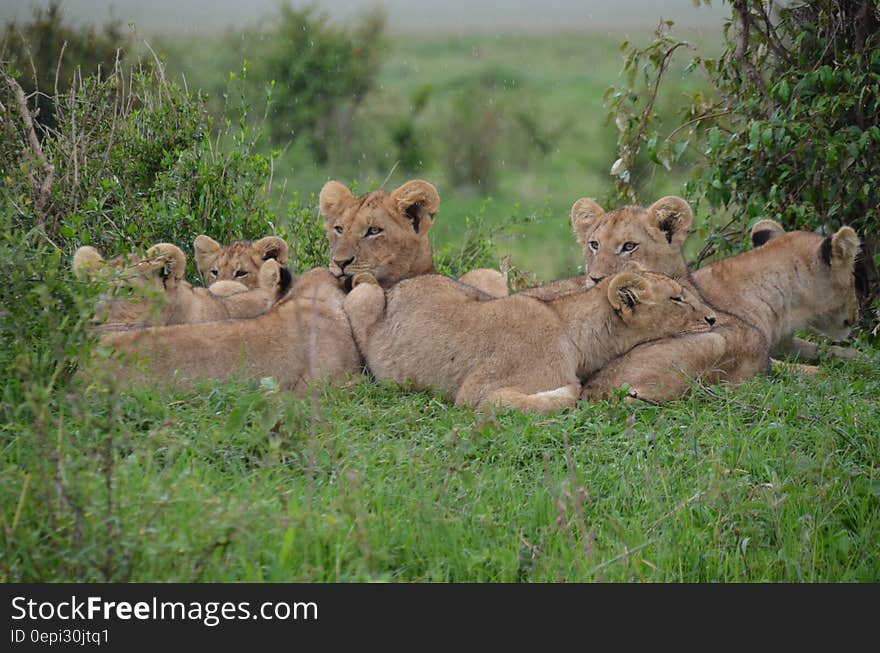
xmin=73 ymin=243 xmax=290 ymax=329
xmin=91 ymin=268 xmax=361 ymax=394
xmin=581 ymin=222 xmax=861 ymax=402
xmin=193 ymin=235 xmax=289 ymax=289
xmin=343 ymin=270 xmax=717 ymax=413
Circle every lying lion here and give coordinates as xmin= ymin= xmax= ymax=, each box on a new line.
xmin=73 ymin=243 xmax=290 ymax=329
xmin=90 ymin=268 xmax=360 ymax=393
xmin=87 ymin=178 xmax=506 ymax=393
xmin=579 ymin=214 xmax=860 ymax=402
xmin=343 ymin=268 xmax=717 ymax=413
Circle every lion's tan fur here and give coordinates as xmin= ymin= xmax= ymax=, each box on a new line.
xmin=319 ymin=179 xmax=506 ymax=295
xmin=89 ymin=269 xmax=360 ymax=394
xmin=580 ymin=217 xmax=861 ymax=402
xmin=85 ymin=178 xmax=508 ymax=394
xmin=193 ymin=235 xmax=289 ymax=289
xmin=343 ymin=270 xmax=716 ymax=413
xmin=520 ymin=196 xmax=692 ymax=299
xmin=73 ymin=243 xmax=286 ymax=329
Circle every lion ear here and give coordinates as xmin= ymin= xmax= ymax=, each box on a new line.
xmin=73 ymin=246 xmax=105 ymax=276
xmin=606 ymin=272 xmax=652 ymax=313
xmin=319 ymin=180 xmax=354 ymax=222
xmin=193 ymin=235 xmax=220 ymax=277
xmin=390 ymin=179 xmax=440 ymax=233
xmin=570 ymin=198 xmax=604 ymax=246
xmin=257 ymin=259 xmax=281 ymax=289
xmin=750 ymin=219 xmax=786 ymax=247
xmin=822 ymin=226 xmax=860 ymax=270
xmin=646 ymin=196 xmax=693 ymax=247
xmin=252 ymin=236 xmax=289 ymax=265
xmin=145 ymin=243 xmax=187 ymax=285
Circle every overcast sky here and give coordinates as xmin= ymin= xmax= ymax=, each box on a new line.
xmin=0 ymin=0 xmax=729 ymax=34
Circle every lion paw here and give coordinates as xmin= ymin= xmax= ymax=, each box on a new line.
xmin=351 ymin=272 xmax=379 ymax=288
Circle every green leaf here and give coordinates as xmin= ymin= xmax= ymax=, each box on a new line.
xmin=748 ymin=122 xmax=761 ymax=150
xmin=775 ymin=79 xmax=790 ymax=104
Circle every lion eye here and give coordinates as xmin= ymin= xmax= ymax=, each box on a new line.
xmin=670 ymin=295 xmax=685 ymax=303
xmin=366 ymin=226 xmax=383 ymax=236
xmin=621 ymin=242 xmax=638 ymax=253
xmin=234 ymin=270 xmax=248 ymax=278
xmin=334 ymin=225 xmax=344 ymax=234
xmin=210 ymin=269 xmax=218 ymax=277
xmin=588 ymin=241 xmax=599 ymax=251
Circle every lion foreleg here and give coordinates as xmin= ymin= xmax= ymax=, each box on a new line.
xmin=342 ymin=274 xmax=385 ymax=350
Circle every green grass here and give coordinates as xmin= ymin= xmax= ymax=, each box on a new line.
xmin=3 ymin=345 xmax=878 ymax=582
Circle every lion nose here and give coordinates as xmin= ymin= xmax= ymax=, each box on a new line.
xmin=705 ymin=315 xmax=716 ymax=326
xmin=333 ymin=257 xmax=355 ymax=273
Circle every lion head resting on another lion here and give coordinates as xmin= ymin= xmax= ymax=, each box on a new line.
xmin=318 ymin=179 xmax=440 ymax=290
xmin=319 ymin=178 xmax=508 ymax=295
xmin=73 ymin=243 xmax=290 ymax=329
xmin=193 ymin=235 xmax=289 ymax=289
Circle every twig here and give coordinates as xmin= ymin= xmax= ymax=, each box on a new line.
xmin=53 ymin=40 xmax=68 ymax=97
xmin=733 ymin=0 xmax=768 ymax=96
xmin=693 ymin=215 xmax=741 ymax=267
xmin=542 ymin=451 xmax=578 ymax=560
xmin=3 ymin=73 xmax=55 ymax=226
xmin=664 ymin=109 xmax=732 ymax=143
xmin=379 ymin=160 xmax=400 ymax=190
xmin=692 ymin=380 xmax=799 ymax=419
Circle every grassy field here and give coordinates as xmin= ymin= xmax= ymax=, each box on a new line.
xmin=4 ymin=347 xmax=878 ymax=581
xmin=3 ymin=21 xmax=878 ymax=583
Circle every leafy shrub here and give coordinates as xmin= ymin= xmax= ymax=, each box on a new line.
xmin=0 ymin=51 xmax=299 ymax=581
xmin=0 ymin=1 xmax=127 ymax=133
xmin=260 ymin=3 xmax=386 ymax=164
xmin=1 ymin=57 xmax=281 ymax=271
xmin=607 ymin=1 xmax=880 ymax=330
xmin=389 ymin=85 xmax=433 ymax=173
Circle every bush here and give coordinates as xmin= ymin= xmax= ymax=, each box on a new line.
xmin=0 ymin=52 xmax=301 ymax=580
xmin=443 ymin=84 xmax=503 ymax=191
xmin=260 ymin=3 xmax=386 ymax=164
xmin=0 ymin=50 xmax=290 ymax=421
xmin=607 ymin=1 xmax=880 ymax=330
xmin=2 ymin=57 xmax=282 ymax=269
xmin=0 ymin=1 xmax=127 ymax=133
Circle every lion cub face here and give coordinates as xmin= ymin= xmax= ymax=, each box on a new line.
xmin=569 ymin=196 xmax=693 ymax=284
xmin=194 ymin=235 xmax=289 ymax=289
xmin=319 ymin=179 xmax=439 ymax=288
xmin=73 ymin=243 xmax=186 ymax=328
xmin=608 ymin=270 xmax=717 ymax=335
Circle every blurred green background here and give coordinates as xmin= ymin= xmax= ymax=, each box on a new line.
xmin=2 ymin=0 xmax=723 ymax=281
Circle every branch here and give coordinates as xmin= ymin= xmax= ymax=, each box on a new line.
xmin=753 ymin=1 xmax=793 ymax=66
xmin=664 ymin=109 xmax=732 ymax=143
xmin=3 ymin=73 xmax=55 ymax=227
xmin=732 ymin=0 xmax=768 ymax=97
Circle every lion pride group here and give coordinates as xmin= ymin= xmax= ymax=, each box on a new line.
xmin=74 ymin=179 xmax=862 ymax=412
